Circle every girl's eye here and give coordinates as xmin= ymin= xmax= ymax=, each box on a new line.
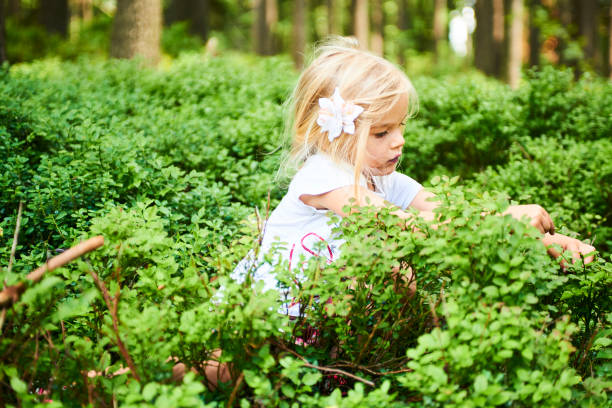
xmin=374 ymin=130 xmax=388 ymax=138
xmin=400 ymin=121 xmax=406 ymax=126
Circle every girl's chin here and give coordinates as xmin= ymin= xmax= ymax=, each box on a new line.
xmin=370 ymin=166 xmax=396 ymax=176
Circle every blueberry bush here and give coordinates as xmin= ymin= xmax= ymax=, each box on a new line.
xmin=0 ymin=55 xmax=610 ymax=406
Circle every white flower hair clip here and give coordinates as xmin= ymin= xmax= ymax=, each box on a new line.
xmin=317 ymin=87 xmax=364 ymax=142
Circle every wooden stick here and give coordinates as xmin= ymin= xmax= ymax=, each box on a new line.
xmin=0 ymin=236 xmax=105 ymax=309
xmin=7 ymin=201 xmax=23 ymax=274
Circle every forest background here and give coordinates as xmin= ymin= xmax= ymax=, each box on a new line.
xmin=1 ymin=0 xmax=612 ymax=82
xmin=1 ymin=0 xmax=612 ymax=407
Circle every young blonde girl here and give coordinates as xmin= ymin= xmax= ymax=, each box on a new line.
xmin=188 ymin=37 xmax=597 ymax=388
xmin=232 ymin=38 xmax=595 ymax=308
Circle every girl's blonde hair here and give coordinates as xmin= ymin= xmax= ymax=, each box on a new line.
xmin=282 ymin=37 xmax=418 ymax=192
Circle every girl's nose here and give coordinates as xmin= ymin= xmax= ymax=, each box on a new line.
xmin=390 ymin=127 xmax=405 ymax=149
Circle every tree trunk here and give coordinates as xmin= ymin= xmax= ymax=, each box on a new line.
xmin=266 ymin=0 xmax=278 ymax=54
xmin=253 ymin=0 xmax=267 ymax=54
xmin=474 ymin=0 xmax=495 ymax=74
xmin=39 ymin=0 xmax=70 ymax=37
xmin=327 ymin=0 xmax=338 ymax=35
xmin=353 ymin=0 xmax=368 ymax=49
xmin=292 ymin=0 xmax=306 ymax=68
xmin=493 ymin=0 xmax=505 ymax=76
xmin=110 ymin=0 xmax=162 ymax=65
xmin=557 ymin=0 xmax=578 ymax=73
xmin=75 ymin=0 xmax=93 ymax=22
xmin=397 ymin=0 xmax=409 ymax=66
xmin=7 ymin=0 xmax=20 ymax=17
xmin=0 ymin=0 xmax=6 ymax=65
xmin=609 ymin=2 xmax=612 ymax=79
xmin=190 ymin=0 xmax=210 ymax=41
xmin=433 ymin=0 xmax=445 ymax=63
xmin=508 ymin=0 xmax=524 ymax=89
xmin=528 ymin=0 xmax=540 ymax=67
xmin=474 ymin=0 xmax=505 ymax=78
xmin=166 ymin=0 xmax=209 ymax=41
xmin=578 ymin=0 xmax=598 ymax=70
xmin=371 ymin=0 xmax=383 ymax=55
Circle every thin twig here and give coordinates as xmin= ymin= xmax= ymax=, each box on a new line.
xmin=88 ymin=269 xmax=141 ymax=382
xmin=330 ymin=362 xmax=385 ymax=377
xmin=301 ymin=362 xmax=375 ymax=387
xmin=0 ymin=308 xmax=6 ymax=333
xmin=274 ymin=340 xmax=375 ymax=387
xmin=226 ymin=372 xmax=244 ymax=408
xmin=429 ymin=296 xmax=440 ymax=328
xmin=356 ymin=356 xmax=409 ymax=370
xmin=83 ymin=370 xmax=94 ymax=407
xmin=380 ymin=368 xmax=414 ymax=375
xmin=330 ymin=362 xmax=413 ymax=377
xmin=7 ymin=201 xmax=23 ymax=274
xmin=27 ymin=333 xmax=40 ymax=391
xmin=355 ymin=316 xmax=383 ymax=364
xmin=577 ymin=325 xmax=600 ymax=372
xmin=514 ymin=140 xmax=534 ymax=161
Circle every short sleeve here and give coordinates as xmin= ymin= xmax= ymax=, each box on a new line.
xmin=379 ymin=172 xmax=422 ymax=210
xmin=288 ymin=154 xmax=357 ymax=199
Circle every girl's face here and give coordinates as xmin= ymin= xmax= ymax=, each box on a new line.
xmin=364 ymin=95 xmax=408 ymax=177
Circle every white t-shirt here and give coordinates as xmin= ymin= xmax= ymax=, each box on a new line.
xmin=232 ymin=153 xmax=422 ymax=314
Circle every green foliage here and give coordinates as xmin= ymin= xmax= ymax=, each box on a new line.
xmin=5 ymin=14 xmax=113 ymax=63
xmin=162 ymin=22 xmax=205 ymax=57
xmin=473 ymin=137 xmax=612 ymax=252
xmin=403 ymin=74 xmax=519 ymax=180
xmin=517 ymin=67 xmax=612 ymax=141
xmin=0 ymin=55 xmax=610 ymax=406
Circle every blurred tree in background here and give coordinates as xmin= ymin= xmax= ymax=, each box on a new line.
xmin=0 ymin=0 xmax=611 ymax=81
xmin=110 ymin=0 xmax=161 ymax=63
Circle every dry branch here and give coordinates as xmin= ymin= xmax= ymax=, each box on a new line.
xmin=7 ymin=201 xmax=23 ymax=274
xmin=88 ymin=268 xmax=141 ymax=382
xmin=0 ymin=236 xmax=105 ymax=309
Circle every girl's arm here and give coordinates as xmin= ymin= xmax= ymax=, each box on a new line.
xmin=409 ymin=189 xmax=555 ymax=234
xmin=302 ymin=186 xmax=554 ymax=230
xmin=301 ymin=185 xmax=596 ymax=264
xmin=300 ymin=184 xmax=429 ymax=221
xmin=409 ymin=189 xmax=438 ymax=212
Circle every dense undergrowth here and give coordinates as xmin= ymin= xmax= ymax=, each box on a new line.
xmin=0 ymin=54 xmax=610 ymax=406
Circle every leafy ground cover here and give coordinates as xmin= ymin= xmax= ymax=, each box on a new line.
xmin=0 ymin=54 xmax=610 ymax=406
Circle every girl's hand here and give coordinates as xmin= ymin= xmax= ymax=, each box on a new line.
xmin=504 ymin=204 xmax=555 ymax=234
xmin=541 ymin=233 xmax=596 ymax=266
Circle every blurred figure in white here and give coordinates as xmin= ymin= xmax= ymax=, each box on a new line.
xmin=449 ymin=6 xmax=476 ymax=57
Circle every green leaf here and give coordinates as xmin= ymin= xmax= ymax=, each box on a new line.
xmin=521 ymin=348 xmax=533 ymax=360
xmin=281 ymin=384 xmax=295 ymax=398
xmin=474 ymin=374 xmax=488 ymax=393
xmin=425 ymin=365 xmax=447 ymax=385
xmin=142 ymin=383 xmax=158 ymax=400
xmin=55 ymin=289 xmax=98 ymax=320
xmin=302 ymin=371 xmax=321 ymax=386
xmin=10 ymin=376 xmax=27 ymax=394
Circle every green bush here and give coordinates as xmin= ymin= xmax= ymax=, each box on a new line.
xmin=0 ymin=55 xmax=610 ymax=406
xmin=473 ymin=137 xmax=612 ymax=253
xmin=162 ymin=22 xmax=205 ymax=57
xmin=517 ymin=67 xmax=612 ymax=141
xmin=5 ymin=14 xmax=112 ymax=63
xmin=403 ymin=74 xmax=520 ymax=180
